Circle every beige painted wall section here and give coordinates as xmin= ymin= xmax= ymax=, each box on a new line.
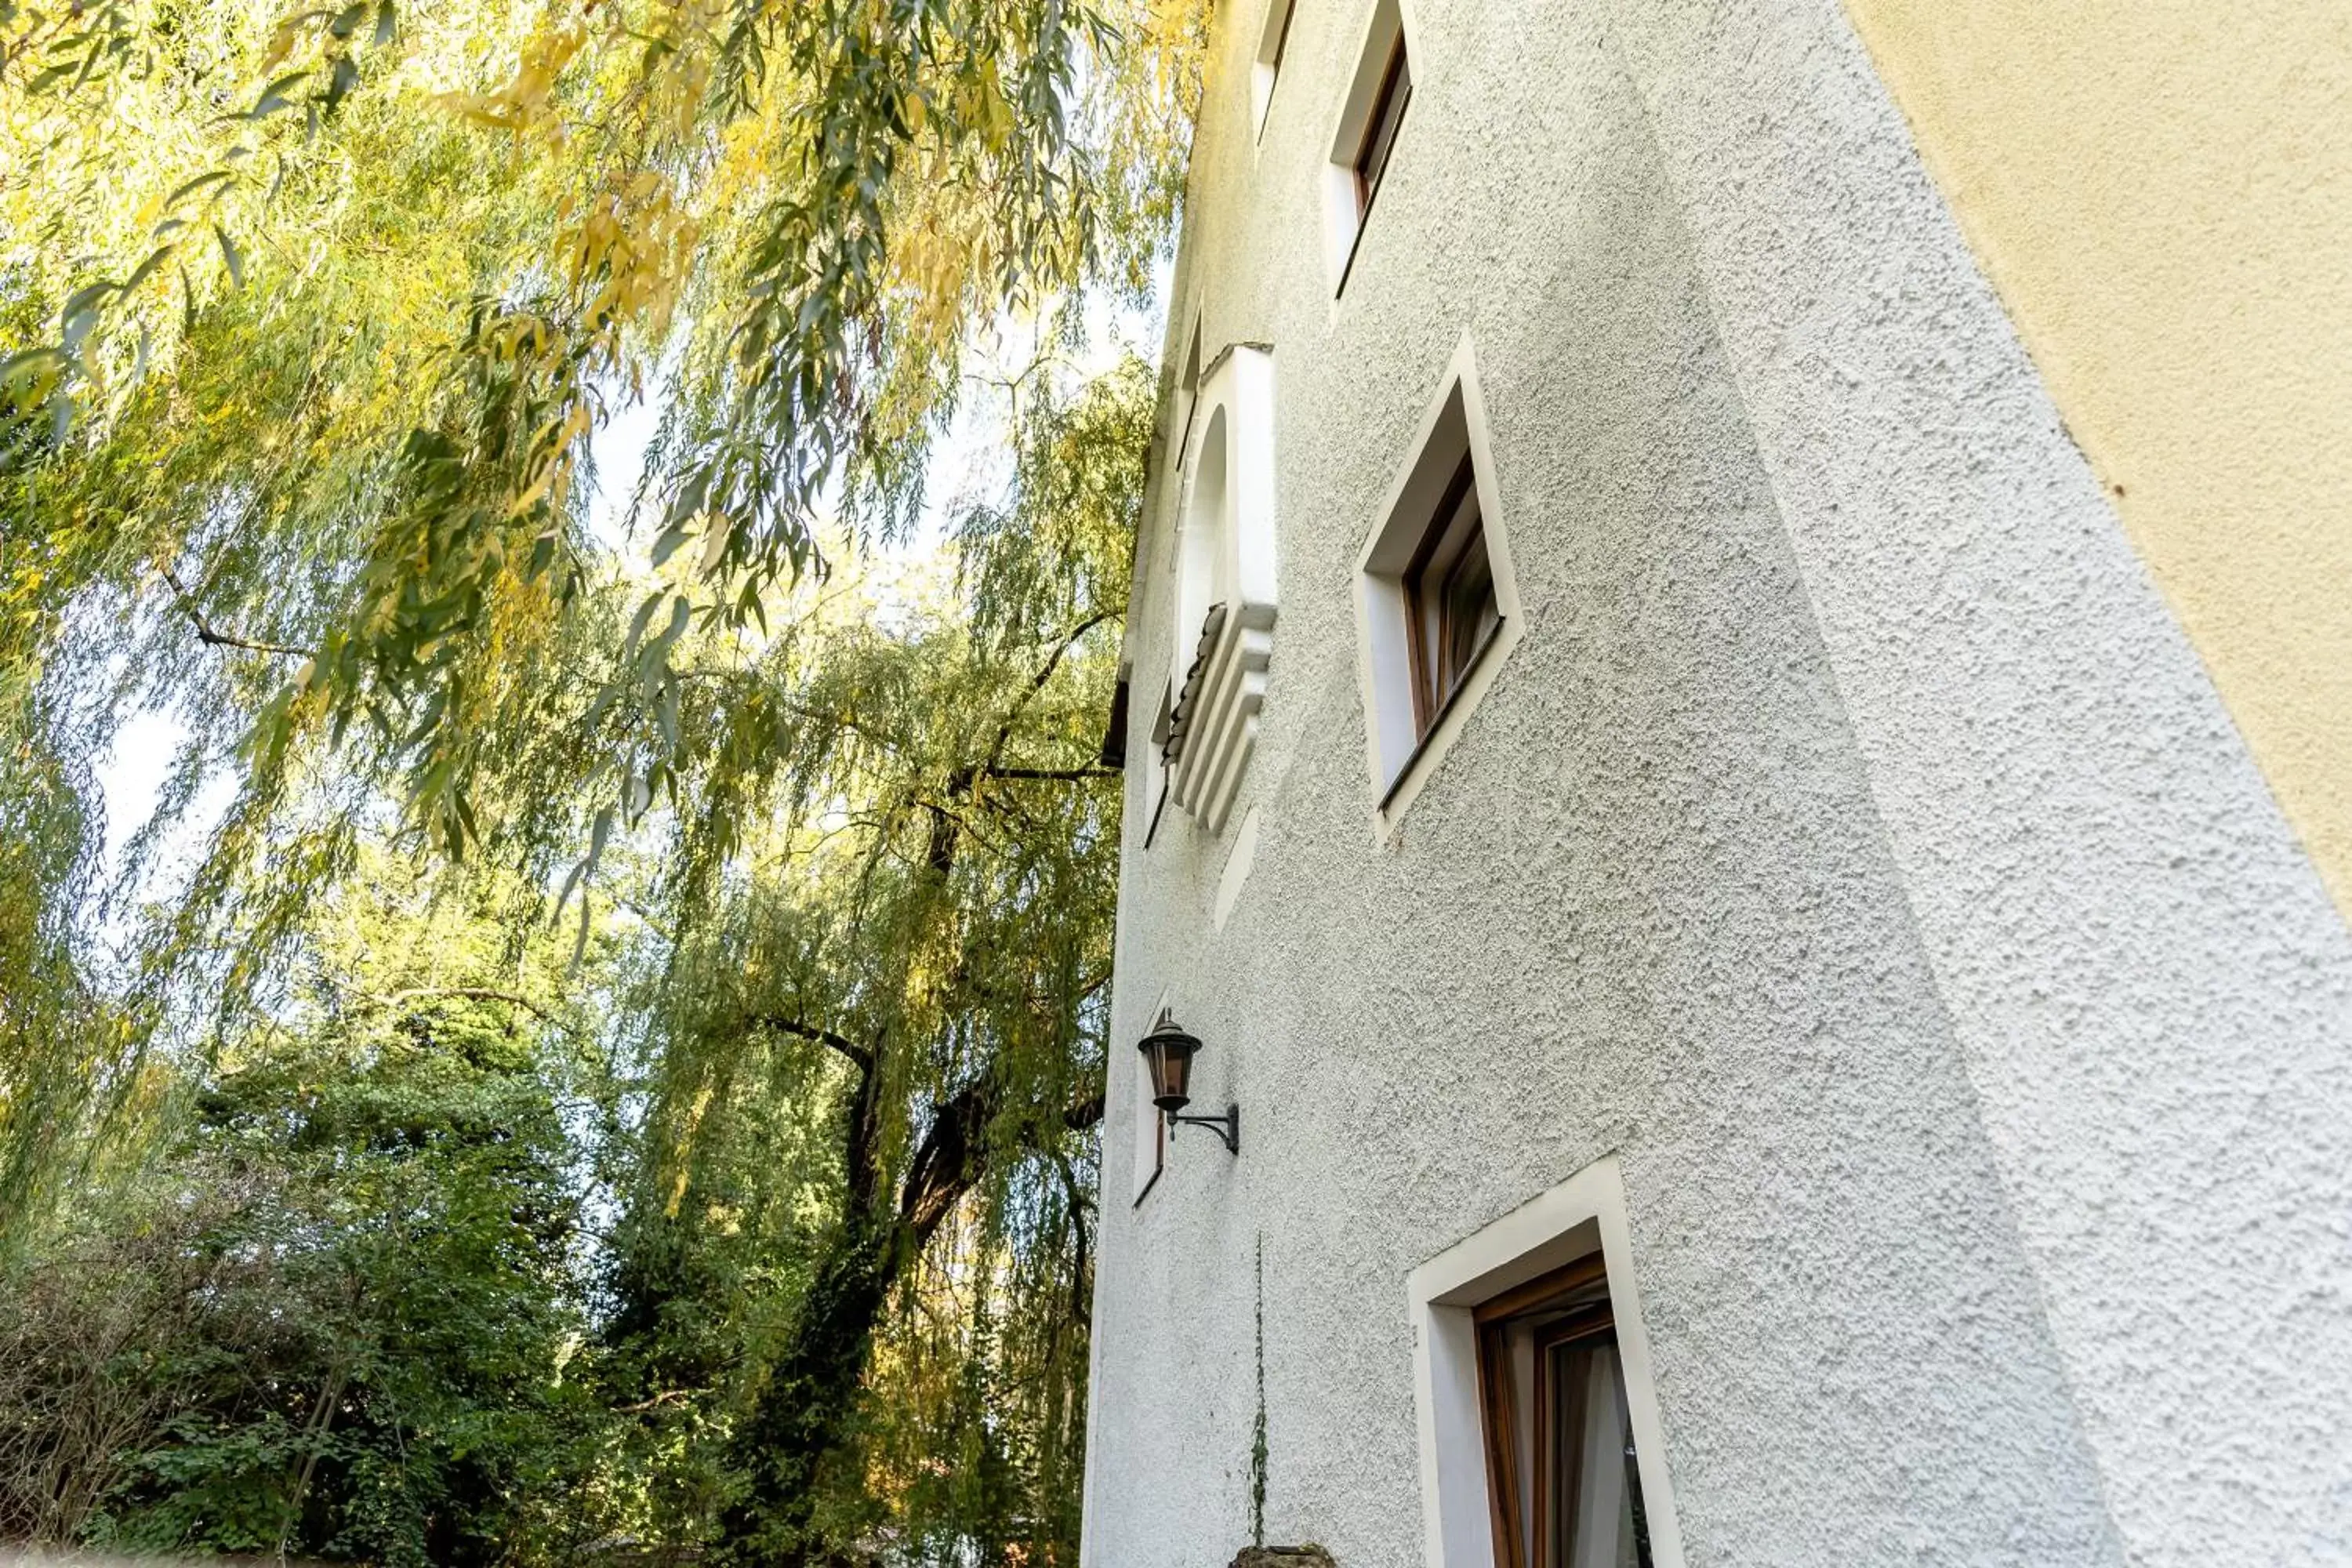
xmin=1841 ymin=1 xmax=2352 ymax=917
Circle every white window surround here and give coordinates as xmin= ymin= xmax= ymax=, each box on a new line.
xmin=1163 ymin=313 xmax=1204 ymax=580
xmin=1323 ymin=0 xmax=1417 ymax=290
xmin=1212 ymin=804 xmax=1261 ymax=931
xmin=1140 ymin=677 xmax=1175 ymax=849
xmin=1406 ymin=1154 xmax=1687 ymax=1568
xmin=1175 ymin=318 xmax=1203 ymax=473
xmin=1354 ymin=334 xmax=1523 ymax=835
xmin=1251 ymin=0 xmax=1297 ymax=144
xmin=1167 ymin=342 xmax=1279 ymax=837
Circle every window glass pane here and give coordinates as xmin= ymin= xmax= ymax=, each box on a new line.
xmin=1403 ymin=456 xmax=1485 ymax=734
xmin=1475 ymin=1262 xmax=1653 ymax=1568
xmin=1551 ymin=1341 xmax=1652 ymax=1568
xmin=1415 ymin=581 xmax=1443 ymax=713
xmin=1356 ymin=45 xmax=1410 ymax=198
xmin=1439 ymin=529 xmax=1496 ymax=698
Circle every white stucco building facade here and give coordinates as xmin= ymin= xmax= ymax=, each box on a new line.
xmin=1081 ymin=2 xmax=2352 ymax=1565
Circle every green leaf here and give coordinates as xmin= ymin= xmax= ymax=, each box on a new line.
xmin=655 ymin=679 xmax=679 ymax=751
xmin=165 ymin=169 xmax=234 ymax=209
xmin=60 ymin=281 xmax=116 ymax=323
xmin=648 ymin=522 xmax=690 ymax=568
xmin=248 ymin=70 xmax=310 ymax=118
xmin=625 ymin=591 xmax=663 ymax=648
xmin=213 ymin=224 xmax=244 ymax=289
xmin=0 ymin=346 xmax=66 ymax=385
xmin=642 ymin=595 xmax=691 ymax=668
xmin=122 ymin=242 xmax=176 ymax=294
xmin=324 ymin=53 xmax=360 ymax=111
xmin=663 ymin=466 xmax=711 ymax=529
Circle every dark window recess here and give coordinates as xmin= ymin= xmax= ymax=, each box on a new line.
xmin=1476 ymin=1257 xmax=1657 ymax=1568
xmin=1352 ymin=35 xmax=1411 ymax=216
xmin=1098 ymin=673 xmax=1131 ymax=769
xmin=1402 ymin=455 xmax=1500 ymax=736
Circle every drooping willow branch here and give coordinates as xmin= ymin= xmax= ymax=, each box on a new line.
xmin=159 ymin=566 xmax=307 ymax=659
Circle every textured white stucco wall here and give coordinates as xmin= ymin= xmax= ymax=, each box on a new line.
xmin=1083 ymin=2 xmax=2352 ymax=1565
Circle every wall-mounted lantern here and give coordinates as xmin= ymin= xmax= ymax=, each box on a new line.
xmin=1138 ymin=1008 xmax=1240 ymax=1155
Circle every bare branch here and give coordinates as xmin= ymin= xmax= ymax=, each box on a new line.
xmin=373 ymin=986 xmax=557 ymax=1023
xmin=979 ymin=609 xmax=1117 ymax=779
xmin=978 ymin=765 xmax=1120 ymax=783
xmin=899 ymin=1076 xmax=996 ymax=1247
xmin=748 ymin=1012 xmax=874 ymax=1074
xmin=895 ymin=1076 xmax=1105 ymax=1252
xmin=158 ymin=565 xmax=307 ymax=658
xmin=615 ymin=1388 xmax=702 ymax=1414
xmin=924 ymin=610 xmax=1118 ymax=880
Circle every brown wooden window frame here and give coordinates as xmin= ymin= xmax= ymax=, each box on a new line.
xmin=1351 ymin=33 xmax=1412 ymax=222
xmin=1474 ymin=1254 xmax=1658 ymax=1568
xmin=1400 ymin=452 xmax=1502 ymax=741
xmin=1359 ymin=349 xmax=1523 ymax=822
xmin=1253 ymin=0 xmax=1298 ymax=141
xmin=1269 ymin=0 xmax=1297 ymax=101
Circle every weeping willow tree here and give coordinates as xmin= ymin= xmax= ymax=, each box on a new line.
xmin=0 ymin=0 xmax=1196 ymax=912
xmin=0 ymin=0 xmax=1192 ymax=1554
xmin=582 ymin=355 xmax=1149 ymax=1563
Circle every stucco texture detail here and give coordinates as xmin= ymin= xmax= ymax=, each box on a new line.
xmin=1082 ymin=2 xmax=2352 ymax=1566
xmin=1838 ymin=0 xmax=2352 ymax=919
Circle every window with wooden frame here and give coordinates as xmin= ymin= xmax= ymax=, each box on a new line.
xmin=1351 ymin=34 xmax=1410 ymax=218
xmin=1402 ymin=452 xmax=1500 ymax=738
xmin=1354 ymin=337 xmax=1521 ymax=827
xmin=1475 ymin=1255 xmax=1658 ymax=1568
xmin=1251 ymin=0 xmax=1298 ymax=140
xmin=1322 ymin=0 xmax=1411 ymax=290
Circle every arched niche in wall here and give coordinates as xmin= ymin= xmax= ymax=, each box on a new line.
xmin=1164 ymin=343 xmax=1277 ymax=837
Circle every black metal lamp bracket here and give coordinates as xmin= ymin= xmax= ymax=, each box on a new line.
xmin=1167 ymin=1103 xmax=1240 ymax=1155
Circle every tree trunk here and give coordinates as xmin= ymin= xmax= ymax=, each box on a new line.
xmin=711 ymin=913 xmax=1102 ymax=1564
xmin=714 ymin=1224 xmax=895 ymax=1566
xmin=716 ymin=1065 xmax=1018 ymax=1563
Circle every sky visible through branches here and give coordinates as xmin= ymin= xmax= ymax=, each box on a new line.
xmin=2 ymin=0 xmax=1200 ymax=1552
xmin=92 ymin=281 xmax=1163 ymax=948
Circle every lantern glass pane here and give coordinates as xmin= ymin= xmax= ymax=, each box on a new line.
xmin=1142 ymin=1030 xmax=1196 ymax=1110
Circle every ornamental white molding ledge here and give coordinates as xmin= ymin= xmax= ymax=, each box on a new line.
xmin=1165 ymin=343 xmax=1278 ymax=837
